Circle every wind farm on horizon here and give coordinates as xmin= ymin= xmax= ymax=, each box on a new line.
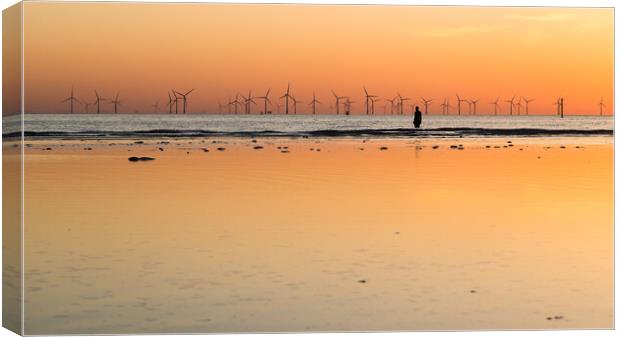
xmin=58 ymin=84 xmax=611 ymax=117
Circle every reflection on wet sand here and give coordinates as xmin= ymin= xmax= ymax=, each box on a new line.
xmin=23 ymin=137 xmax=612 ymax=334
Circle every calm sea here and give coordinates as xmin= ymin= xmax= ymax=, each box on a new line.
xmin=3 ymin=114 xmax=614 ymax=137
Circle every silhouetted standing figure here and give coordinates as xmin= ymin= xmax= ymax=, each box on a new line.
xmin=413 ymin=106 xmax=422 ymax=128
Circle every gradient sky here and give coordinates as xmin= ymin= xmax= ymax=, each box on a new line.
xmin=21 ymin=2 xmax=613 ymax=115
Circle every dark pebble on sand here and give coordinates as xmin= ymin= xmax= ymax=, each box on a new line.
xmin=253 ymin=146 xmax=264 ymax=150
xmin=44 ymin=148 xmax=52 ymax=151
xmin=485 ymin=145 xmax=491 ymax=148
xmin=159 ymin=148 xmax=164 ymax=151
xmin=450 ymin=145 xmax=458 ymax=149
xmin=217 ymin=147 xmax=225 ymax=151
xmin=395 ymin=232 xmax=400 ymax=235
xmin=470 ymin=290 xmax=477 ymax=294
xmin=554 ymin=316 xmax=563 ymax=320
xmin=212 ymin=141 xmax=217 ymax=143
xmin=186 ymin=151 xmax=190 ymax=154
xmin=560 ymin=146 xmax=566 ymax=149
xmin=507 ymin=141 xmax=512 ymax=144
xmin=494 ymin=146 xmax=501 ymax=148
xmin=358 ymin=280 xmax=367 ymax=283
xmin=128 ymin=156 xmax=155 ymax=162
xmin=379 ymin=146 xmax=388 ymax=150
xmin=432 ymin=145 xmax=439 ymax=149
xmin=281 ymin=150 xmax=289 ymax=153
xmin=546 ymin=317 xmax=553 ymax=320
xmin=251 ymin=139 xmax=257 ymax=143
xmin=508 ymin=144 xmax=514 ymax=147
xmin=84 ymin=147 xmax=92 ymax=150
xmin=316 ymin=149 xmax=321 ymax=152
xmin=134 ymin=141 xmax=144 ymax=144
xmin=203 ymin=148 xmax=209 ymax=152
xmin=359 ymin=148 xmax=365 ymax=151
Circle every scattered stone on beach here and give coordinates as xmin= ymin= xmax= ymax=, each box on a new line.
xmin=217 ymin=147 xmax=225 ymax=151
xmin=450 ymin=145 xmax=459 ymax=149
xmin=158 ymin=141 xmax=169 ymax=145
xmin=485 ymin=145 xmax=491 ymax=148
xmin=359 ymin=148 xmax=365 ymax=151
xmin=503 ymin=145 xmax=508 ymax=148
xmin=128 ymin=156 xmax=155 ymax=162
xmin=84 ymin=147 xmax=92 ymax=150
xmin=469 ymin=290 xmax=477 ymax=294
xmin=253 ymin=146 xmax=264 ymax=150
xmin=186 ymin=151 xmax=190 ymax=154
xmin=432 ymin=145 xmax=439 ymax=149
xmin=316 ymin=149 xmax=321 ymax=152
xmin=546 ymin=317 xmax=553 ymax=320
xmin=251 ymin=139 xmax=257 ymax=143
xmin=576 ymin=146 xmax=583 ymax=149
xmin=508 ymin=144 xmax=514 ymax=147
xmin=537 ymin=156 xmax=541 ymax=159
xmin=134 ymin=141 xmax=144 ymax=144
xmin=26 ymin=144 xmax=32 ymax=147
xmin=202 ymin=148 xmax=209 ymax=152
xmin=519 ymin=148 xmax=523 ymax=151
xmin=554 ymin=316 xmax=564 ymax=320
xmin=281 ymin=150 xmax=289 ymax=153
xmin=277 ymin=146 xmax=282 ymax=149
xmin=358 ymin=280 xmax=367 ymax=284
xmin=560 ymin=146 xmax=566 ymax=149
xmin=379 ymin=146 xmax=388 ymax=150
xmin=158 ymin=147 xmax=164 ymax=151
xmin=310 ymin=148 xmax=314 ymax=151
xmin=394 ymin=231 xmax=400 ymax=235
xmin=494 ymin=146 xmax=501 ymax=148
xmin=283 ymin=146 xmax=289 ymax=149
xmin=212 ymin=140 xmax=217 ymax=144
xmin=507 ymin=141 xmax=512 ymax=144
xmin=44 ymin=147 xmax=52 ymax=151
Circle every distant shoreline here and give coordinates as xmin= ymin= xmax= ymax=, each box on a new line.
xmin=4 ymin=127 xmax=614 ymax=140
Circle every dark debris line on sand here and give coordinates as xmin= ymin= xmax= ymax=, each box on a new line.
xmin=128 ymin=156 xmax=155 ymax=162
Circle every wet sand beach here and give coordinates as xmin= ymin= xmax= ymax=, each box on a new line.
xmin=17 ymin=136 xmax=613 ymax=333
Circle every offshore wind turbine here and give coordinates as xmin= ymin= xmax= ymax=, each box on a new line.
xmin=241 ymin=90 xmax=257 ymax=114
xmin=363 ymin=86 xmax=378 ymax=115
xmin=505 ymin=95 xmax=516 ymax=115
xmin=440 ymin=98 xmax=448 ymax=115
xmin=62 ymin=86 xmax=81 ymax=114
xmin=386 ymin=96 xmax=397 ymax=114
xmin=109 ymin=93 xmax=122 ymax=114
xmin=514 ymin=98 xmax=522 ymax=115
xmin=231 ymin=94 xmax=241 ymax=114
xmin=420 ymin=97 xmax=433 ymax=115
xmin=290 ymin=95 xmax=303 ymax=114
xmin=308 ymin=91 xmax=321 ymax=114
xmin=489 ymin=97 xmax=501 ymax=115
xmin=280 ymin=83 xmax=292 ymax=115
xmin=331 ymin=90 xmax=346 ymax=115
xmin=456 ymin=94 xmax=467 ymax=115
xmin=171 ymin=89 xmax=181 ymax=114
xmin=256 ymin=88 xmax=272 ymax=115
xmin=82 ymin=100 xmax=93 ymax=114
xmin=166 ymin=92 xmax=175 ymax=114
xmin=469 ymin=98 xmax=479 ymax=115
xmin=174 ymin=89 xmax=195 ymax=114
xmin=522 ymin=97 xmax=535 ymax=115
xmin=599 ymin=97 xmax=605 ymax=116
xmin=370 ymin=97 xmax=380 ymax=115
xmin=397 ymin=93 xmax=410 ymax=115
xmin=94 ymin=90 xmax=106 ymax=114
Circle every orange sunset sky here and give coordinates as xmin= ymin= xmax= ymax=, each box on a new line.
xmin=18 ymin=2 xmax=614 ymax=115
